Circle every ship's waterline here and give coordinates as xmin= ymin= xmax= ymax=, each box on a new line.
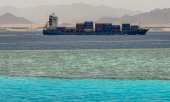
xmin=0 ymin=48 xmax=170 ymax=79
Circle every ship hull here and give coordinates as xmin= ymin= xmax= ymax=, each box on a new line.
xmin=43 ymin=29 xmax=149 ymax=35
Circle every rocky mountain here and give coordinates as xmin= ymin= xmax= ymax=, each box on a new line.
xmin=0 ymin=3 xmax=140 ymax=23
xmin=0 ymin=13 xmax=33 ymax=24
xmin=96 ymin=8 xmax=170 ymax=24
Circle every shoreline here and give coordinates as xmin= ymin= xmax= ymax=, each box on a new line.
xmin=1 ymin=29 xmax=170 ymax=32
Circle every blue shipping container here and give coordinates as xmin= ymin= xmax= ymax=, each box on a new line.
xmin=122 ymin=24 xmax=130 ymax=30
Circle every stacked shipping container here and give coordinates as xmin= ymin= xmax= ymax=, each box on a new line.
xmin=122 ymin=24 xmax=131 ymax=31
xmin=95 ymin=23 xmax=104 ymax=32
xmin=84 ymin=21 xmax=93 ymax=32
xmin=103 ymin=23 xmax=112 ymax=32
xmin=75 ymin=22 xmax=138 ymax=32
xmin=112 ymin=25 xmax=120 ymax=32
xmin=76 ymin=23 xmax=84 ymax=32
xmin=65 ymin=27 xmax=75 ymax=32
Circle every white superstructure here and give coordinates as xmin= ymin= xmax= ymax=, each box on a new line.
xmin=49 ymin=13 xmax=58 ymax=29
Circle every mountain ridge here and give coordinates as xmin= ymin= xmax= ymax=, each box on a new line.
xmin=96 ymin=8 xmax=170 ymax=24
xmin=0 ymin=13 xmax=33 ymax=24
xmin=0 ymin=3 xmax=140 ymax=23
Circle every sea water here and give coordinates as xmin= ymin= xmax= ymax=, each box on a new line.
xmin=0 ymin=31 xmax=170 ymax=101
xmin=0 ymin=76 xmax=170 ymax=102
xmin=0 ymin=31 xmax=170 ymax=50
xmin=0 ymin=49 xmax=170 ymax=79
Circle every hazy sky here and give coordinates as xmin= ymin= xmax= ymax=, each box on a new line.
xmin=0 ymin=0 xmax=170 ymax=11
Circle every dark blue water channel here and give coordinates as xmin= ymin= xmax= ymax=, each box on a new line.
xmin=0 ymin=76 xmax=170 ymax=102
xmin=0 ymin=31 xmax=170 ymax=50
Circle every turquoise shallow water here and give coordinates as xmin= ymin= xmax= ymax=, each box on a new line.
xmin=1 ymin=76 xmax=170 ymax=102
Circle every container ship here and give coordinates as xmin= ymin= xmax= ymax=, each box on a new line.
xmin=43 ymin=14 xmax=149 ymax=35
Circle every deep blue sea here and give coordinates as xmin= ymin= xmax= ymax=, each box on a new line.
xmin=0 ymin=31 xmax=170 ymax=49
xmin=1 ymin=76 xmax=170 ymax=102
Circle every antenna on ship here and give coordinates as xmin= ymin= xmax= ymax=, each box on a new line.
xmin=52 ymin=12 xmax=55 ymax=16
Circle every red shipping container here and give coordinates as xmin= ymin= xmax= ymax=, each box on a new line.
xmin=95 ymin=23 xmax=104 ymax=31
xmin=76 ymin=23 xmax=84 ymax=32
